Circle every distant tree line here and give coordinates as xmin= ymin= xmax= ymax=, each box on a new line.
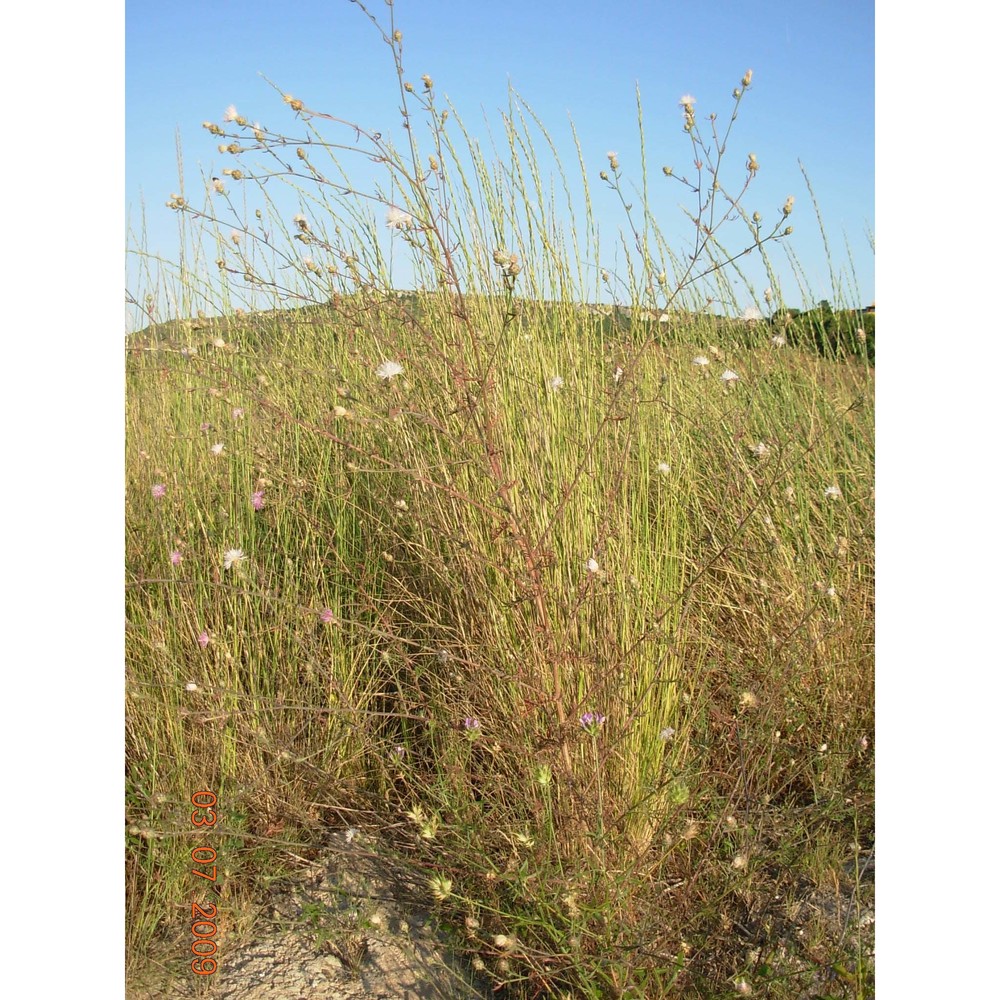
xmin=772 ymin=300 xmax=874 ymax=363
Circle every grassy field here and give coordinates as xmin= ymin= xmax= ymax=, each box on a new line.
xmin=126 ymin=10 xmax=873 ymax=995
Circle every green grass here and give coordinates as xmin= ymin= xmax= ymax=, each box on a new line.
xmin=126 ymin=6 xmax=873 ymax=996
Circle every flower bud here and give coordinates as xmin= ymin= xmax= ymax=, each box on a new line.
xmin=742 ymin=69 xmax=753 ymax=87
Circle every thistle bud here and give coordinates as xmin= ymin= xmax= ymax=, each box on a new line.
xmin=783 ymin=196 xmax=795 ymax=216
xmin=752 ymin=211 xmax=761 ymax=224
xmin=747 ymin=153 xmax=759 ymax=175
xmin=662 ymin=166 xmax=673 ymax=176
xmin=783 ymin=226 xmax=793 ymax=236
xmin=599 ymin=169 xmax=609 ymax=181
xmin=421 ymin=74 xmax=433 ymax=90
xmin=742 ymin=69 xmax=753 ymax=88
xmin=393 ymin=29 xmax=402 ymax=42
xmin=404 ymin=81 xmax=414 ymax=93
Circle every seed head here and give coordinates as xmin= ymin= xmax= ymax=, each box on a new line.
xmin=385 ymin=206 xmax=413 ymax=230
xmin=223 ymin=548 xmax=245 ymax=570
xmin=429 ymin=874 xmax=453 ymax=902
xmin=376 ymin=359 xmax=404 ymax=381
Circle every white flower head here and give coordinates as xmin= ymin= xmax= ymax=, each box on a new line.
xmin=211 ymin=442 xmax=225 ymax=455
xmin=586 ymin=557 xmax=601 ymax=574
xmin=613 ymin=365 xmax=624 ymax=384
xmin=752 ymin=442 xmax=769 ymax=457
xmin=223 ymin=104 xmax=239 ymax=122
xmin=692 ymin=355 xmax=710 ymax=367
xmin=386 ymin=206 xmax=414 ymax=230
xmin=771 ymin=334 xmax=786 ymax=347
xmin=376 ymin=360 xmax=404 ymax=381
xmin=223 ymin=548 xmax=245 ymax=570
xmin=656 ymin=462 xmax=671 ymax=475
xmin=679 ymin=94 xmax=696 ymax=108
xmin=548 ymin=375 xmax=565 ymax=391
xmin=742 ymin=306 xmax=762 ymax=322
xmin=721 ymin=369 xmax=740 ymax=382
xmin=824 ymin=484 xmax=842 ymax=499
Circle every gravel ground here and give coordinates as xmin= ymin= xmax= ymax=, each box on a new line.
xmin=130 ymin=828 xmax=489 ymax=1000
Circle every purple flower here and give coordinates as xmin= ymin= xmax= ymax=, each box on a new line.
xmin=251 ymin=490 xmax=265 ymax=511
xmin=579 ymin=711 xmax=606 ymax=731
xmin=170 ymin=550 xmax=183 ymax=566
xmin=197 ymin=630 xmax=210 ymax=649
xmin=151 ymin=483 xmax=166 ymax=500
xmin=319 ymin=608 xmax=335 ymax=624
xmin=462 ymin=717 xmax=482 ymax=731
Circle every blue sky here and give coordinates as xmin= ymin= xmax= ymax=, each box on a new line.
xmin=126 ymin=0 xmax=874 ymax=317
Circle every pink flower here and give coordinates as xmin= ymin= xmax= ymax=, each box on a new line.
xmin=319 ymin=608 xmax=335 ymax=624
xmin=151 ymin=483 xmax=166 ymax=499
xmin=197 ymin=630 xmax=210 ymax=649
xmin=252 ymin=490 xmax=265 ymax=511
xmin=170 ymin=550 xmax=183 ymax=566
